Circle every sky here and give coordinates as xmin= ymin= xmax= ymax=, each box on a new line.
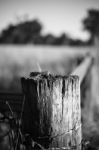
xmin=0 ymin=0 xmax=99 ymax=40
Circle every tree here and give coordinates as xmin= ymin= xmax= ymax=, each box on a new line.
xmin=54 ymin=33 xmax=70 ymax=45
xmin=0 ymin=19 xmax=42 ymax=44
xmin=43 ymin=34 xmax=56 ymax=45
xmin=83 ymin=9 xmax=99 ymax=44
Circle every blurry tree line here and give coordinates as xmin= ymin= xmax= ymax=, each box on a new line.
xmin=0 ymin=9 xmax=99 ymax=45
xmin=0 ymin=19 xmax=84 ymax=46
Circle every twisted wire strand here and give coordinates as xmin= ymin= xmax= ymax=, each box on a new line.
xmin=37 ymin=124 xmax=82 ymax=140
xmin=31 ymin=123 xmax=82 ymax=150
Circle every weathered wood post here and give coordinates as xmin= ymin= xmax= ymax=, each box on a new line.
xmin=21 ymin=72 xmax=81 ymax=150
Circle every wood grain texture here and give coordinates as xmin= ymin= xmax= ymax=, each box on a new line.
xmin=21 ymin=73 xmax=81 ymax=149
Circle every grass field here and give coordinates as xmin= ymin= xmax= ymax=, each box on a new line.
xmin=0 ymin=45 xmax=99 ymax=149
xmin=0 ymin=45 xmax=89 ymax=92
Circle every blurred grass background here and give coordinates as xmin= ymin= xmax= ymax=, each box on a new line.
xmin=0 ymin=45 xmax=99 ymax=149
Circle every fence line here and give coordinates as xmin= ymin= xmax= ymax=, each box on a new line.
xmin=71 ymin=54 xmax=93 ymax=84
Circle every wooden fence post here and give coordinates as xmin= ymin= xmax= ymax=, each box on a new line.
xmin=21 ymin=72 xmax=81 ymax=150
